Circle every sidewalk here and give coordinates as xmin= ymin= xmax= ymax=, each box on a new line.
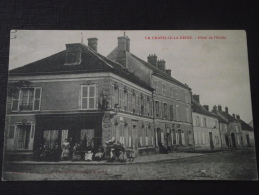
xmin=6 ymin=152 xmax=206 ymax=165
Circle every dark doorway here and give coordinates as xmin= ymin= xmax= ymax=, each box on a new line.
xmin=246 ymin=134 xmax=250 ymax=146
xmin=231 ymin=132 xmax=237 ymax=148
xmin=16 ymin=125 xmax=31 ymax=149
xmin=209 ymin=132 xmax=214 ymax=150
xmin=157 ymin=128 xmax=161 ymax=145
xmin=225 ymin=135 xmax=229 ymax=147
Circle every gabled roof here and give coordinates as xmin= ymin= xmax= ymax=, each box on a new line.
xmin=9 ymin=43 xmax=153 ymax=91
xmin=217 ymin=111 xmax=239 ymax=123
xmin=107 ymin=47 xmax=191 ymax=90
xmin=211 ymin=109 xmax=228 ymax=123
xmin=238 ymin=119 xmax=254 ymax=131
xmin=192 ymin=99 xmax=218 ymax=118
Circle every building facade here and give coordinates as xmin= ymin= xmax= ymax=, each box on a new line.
xmin=192 ymin=96 xmax=221 ymax=150
xmin=5 ymin=35 xmax=193 ymax=159
xmin=236 ymin=115 xmax=255 ymax=147
xmin=211 ymin=105 xmax=243 ymax=148
xmin=107 ymin=36 xmax=193 ymax=154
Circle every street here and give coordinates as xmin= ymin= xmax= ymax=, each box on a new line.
xmin=2 ymin=148 xmax=258 ymax=181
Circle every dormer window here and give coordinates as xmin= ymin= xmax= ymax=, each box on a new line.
xmin=65 ymin=51 xmax=82 ymax=65
xmin=64 ymin=44 xmax=82 ymax=65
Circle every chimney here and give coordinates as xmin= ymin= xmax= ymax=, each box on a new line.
xmin=147 ymin=54 xmax=158 ymax=67
xmin=203 ymin=105 xmax=209 ymax=111
xmin=218 ymin=105 xmax=222 ymax=111
xmin=232 ymin=113 xmax=236 ymax=119
xmin=225 ymin=106 xmax=228 ymax=114
xmin=166 ymin=69 xmax=171 ymax=76
xmin=157 ymin=59 xmax=166 ymax=72
xmin=193 ymin=94 xmax=200 ymax=103
xmin=213 ymin=105 xmax=217 ymax=111
xmin=87 ymin=38 xmax=98 ymax=52
xmin=236 ymin=115 xmax=240 ymax=120
xmin=117 ymin=36 xmax=127 ymax=67
xmin=126 ymin=36 xmax=130 ymax=52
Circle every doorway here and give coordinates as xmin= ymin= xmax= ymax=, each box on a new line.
xmin=209 ymin=132 xmax=214 ymax=150
xmin=225 ymin=135 xmax=229 ymax=147
xmin=15 ymin=125 xmax=31 ymax=150
xmin=246 ymin=134 xmax=250 ymax=146
xmin=231 ymin=132 xmax=237 ymax=148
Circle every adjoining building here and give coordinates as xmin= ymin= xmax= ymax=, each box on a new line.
xmin=236 ymin=115 xmax=255 ymax=147
xmin=211 ymin=105 xmax=243 ymax=148
xmin=192 ymin=95 xmax=221 ymax=150
xmin=107 ymin=36 xmax=193 ymax=154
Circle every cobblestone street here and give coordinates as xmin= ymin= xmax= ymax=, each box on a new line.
xmin=2 ymin=148 xmax=258 ymax=181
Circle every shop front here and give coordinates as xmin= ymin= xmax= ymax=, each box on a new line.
xmin=34 ymin=113 xmax=103 ymax=152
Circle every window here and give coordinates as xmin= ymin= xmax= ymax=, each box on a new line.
xmin=203 ymin=118 xmax=207 ymax=127
xmin=163 ymin=103 xmax=167 ymax=119
xmin=65 ymin=51 xmax=81 ymax=65
xmin=185 ymin=91 xmax=188 ymax=103
xmin=170 ymin=105 xmax=174 ymax=120
xmin=8 ymin=125 xmax=15 ymax=139
xmin=128 ymin=92 xmax=133 ymax=113
xmin=154 ymin=80 xmax=158 ymax=94
xmin=162 ymin=83 xmax=166 ymax=96
xmin=170 ymin=87 xmax=173 ymax=98
xmin=176 ymin=105 xmax=180 ymax=121
xmin=11 ymin=87 xmax=42 ymax=111
xmin=196 ymin=116 xmax=200 ymax=126
xmin=155 ymin=101 xmax=159 ymax=118
xmin=175 ymin=88 xmax=179 ymax=100
xmin=186 ymin=108 xmax=189 ymax=122
xmin=81 ymin=85 xmax=96 ymax=110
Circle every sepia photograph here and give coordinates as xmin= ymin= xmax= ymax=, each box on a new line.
xmin=2 ymin=30 xmax=257 ymax=181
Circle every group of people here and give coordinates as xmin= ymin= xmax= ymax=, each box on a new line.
xmin=105 ymin=140 xmax=135 ymax=162
xmin=34 ymin=138 xmax=105 ymax=162
xmin=34 ymin=138 xmax=136 ymax=162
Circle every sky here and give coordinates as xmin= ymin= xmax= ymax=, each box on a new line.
xmin=8 ymin=30 xmax=253 ymax=123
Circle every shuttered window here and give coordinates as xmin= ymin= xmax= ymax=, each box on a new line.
xmin=33 ymin=88 xmax=42 ymax=111
xmin=81 ymin=85 xmax=96 ymax=110
xmin=11 ymin=90 xmax=20 ymax=111
xmin=162 ymin=83 xmax=165 ymax=96
xmin=11 ymin=88 xmax=42 ymax=111
xmin=176 ymin=105 xmax=180 ymax=121
xmin=8 ymin=125 xmax=15 ymax=139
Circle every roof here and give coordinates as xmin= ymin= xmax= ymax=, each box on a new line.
xmin=9 ymin=43 xmax=153 ymax=91
xmin=211 ymin=109 xmax=228 ymax=123
xmin=192 ymin=99 xmax=218 ymax=118
xmin=238 ymin=119 xmax=254 ymax=131
xmin=107 ymin=47 xmax=191 ymax=90
xmin=217 ymin=110 xmax=239 ymax=123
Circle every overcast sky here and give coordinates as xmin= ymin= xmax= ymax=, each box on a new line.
xmin=9 ymin=30 xmax=253 ymax=123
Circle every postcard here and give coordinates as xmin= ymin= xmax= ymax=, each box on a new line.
xmin=2 ymin=30 xmax=257 ymax=180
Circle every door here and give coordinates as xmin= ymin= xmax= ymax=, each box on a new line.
xmin=231 ymin=132 xmax=237 ymax=148
xmin=209 ymin=132 xmax=214 ymax=150
xmin=225 ymin=135 xmax=229 ymax=147
xmin=14 ymin=125 xmax=31 ymax=150
xmin=246 ymin=134 xmax=250 ymax=146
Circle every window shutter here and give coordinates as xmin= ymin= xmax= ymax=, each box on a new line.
xmin=89 ymin=85 xmax=95 ymax=109
xmin=33 ymin=87 xmax=42 ymax=111
xmin=11 ymin=90 xmax=20 ymax=111
xmin=81 ymin=86 xmax=88 ymax=109
xmin=8 ymin=125 xmax=15 ymax=139
xmin=31 ymin=124 xmax=35 ymax=138
xmin=111 ymin=85 xmax=115 ymax=108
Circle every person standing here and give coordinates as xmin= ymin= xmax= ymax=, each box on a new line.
xmin=61 ymin=139 xmax=70 ymax=160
